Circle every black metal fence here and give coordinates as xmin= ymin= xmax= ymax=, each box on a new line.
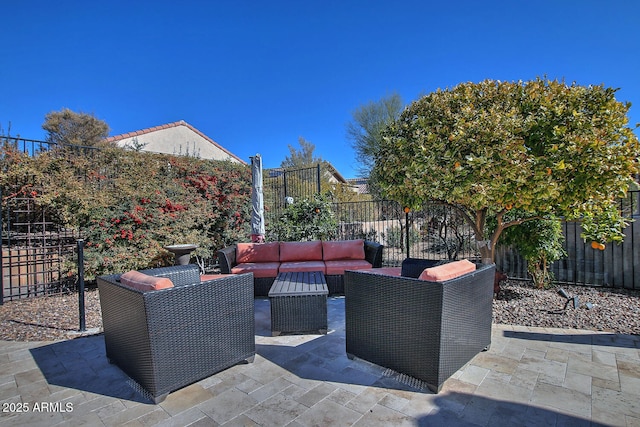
xmin=262 ymin=163 xmax=640 ymax=289
xmin=1 ymin=137 xmax=89 ymax=303
xmin=329 ymin=200 xmax=479 ymax=267
xmin=1 ymin=191 xmax=80 ymax=302
xmin=3 ymin=135 xmax=640 ymax=304
xmin=264 ymin=165 xmax=321 ymax=213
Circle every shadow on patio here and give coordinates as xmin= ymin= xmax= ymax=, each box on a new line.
xmin=502 ymin=330 xmax=640 ymax=349
xmin=29 ymin=335 xmax=151 ymax=404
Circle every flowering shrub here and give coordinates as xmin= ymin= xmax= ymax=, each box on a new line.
xmin=1 ymin=143 xmax=252 ymax=278
xmin=267 ymin=193 xmax=338 ymax=241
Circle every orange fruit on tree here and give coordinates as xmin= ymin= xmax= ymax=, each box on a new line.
xmin=505 ymin=203 xmax=513 ymax=210
xmin=591 ymin=241 xmax=599 ymax=249
xmin=597 ymin=243 xmax=606 ymax=251
xmin=454 ymin=161 xmax=461 ymax=169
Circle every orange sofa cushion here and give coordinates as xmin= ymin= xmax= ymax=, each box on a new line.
xmin=322 ymin=239 xmax=365 ymax=261
xmin=418 ymin=259 xmax=476 ymax=282
xmin=237 ymin=242 xmax=280 ymax=263
xmin=120 ymin=271 xmax=174 ymax=292
xmin=279 ymin=261 xmax=326 ymax=274
xmin=325 ymin=259 xmax=371 ymax=275
xmin=279 ymin=241 xmax=323 ymax=262
xmin=231 ymin=262 xmax=280 ymax=278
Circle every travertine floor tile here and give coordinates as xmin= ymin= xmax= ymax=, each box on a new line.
xmin=1 ymin=300 xmax=639 ymax=426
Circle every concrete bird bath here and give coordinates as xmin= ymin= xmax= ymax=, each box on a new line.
xmin=164 ymin=244 xmax=197 ymax=265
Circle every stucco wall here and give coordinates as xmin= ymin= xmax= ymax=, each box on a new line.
xmin=115 ymin=126 xmax=242 ymax=163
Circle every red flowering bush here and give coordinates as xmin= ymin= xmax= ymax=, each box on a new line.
xmin=1 ymin=143 xmax=252 ymax=278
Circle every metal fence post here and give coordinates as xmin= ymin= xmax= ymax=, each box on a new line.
xmin=283 ymin=170 xmax=288 ymax=198
xmin=405 ymin=208 xmax=410 ymax=259
xmin=77 ymin=239 xmax=86 ymax=331
xmin=316 ymin=163 xmax=321 ymax=195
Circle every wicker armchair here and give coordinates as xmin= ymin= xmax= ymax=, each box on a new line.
xmin=344 ymin=260 xmax=495 ymax=393
xmin=97 ymin=265 xmax=255 ymax=403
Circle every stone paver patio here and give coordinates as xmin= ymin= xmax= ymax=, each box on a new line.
xmin=1 ymin=296 xmax=640 ymax=426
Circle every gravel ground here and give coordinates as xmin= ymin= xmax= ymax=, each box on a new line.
xmin=494 ymin=280 xmax=640 ymax=335
xmin=0 ymin=287 xmax=103 ymax=342
xmin=1 ymin=280 xmax=639 ymax=341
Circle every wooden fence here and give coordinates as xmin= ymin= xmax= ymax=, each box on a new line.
xmin=495 ymin=219 xmax=640 ymax=289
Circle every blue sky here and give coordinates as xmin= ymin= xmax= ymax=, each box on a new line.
xmin=2 ymin=1 xmax=639 ymax=178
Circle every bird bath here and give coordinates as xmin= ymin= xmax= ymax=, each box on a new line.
xmin=164 ymin=244 xmax=197 ymax=265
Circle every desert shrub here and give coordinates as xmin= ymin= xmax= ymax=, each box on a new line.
xmin=383 ymin=225 xmax=420 ymax=248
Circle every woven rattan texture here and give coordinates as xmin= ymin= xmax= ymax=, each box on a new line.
xmin=344 ymin=263 xmax=495 ymax=393
xmin=97 ymin=266 xmax=255 ymax=403
xmin=269 ymin=272 xmax=328 ymax=335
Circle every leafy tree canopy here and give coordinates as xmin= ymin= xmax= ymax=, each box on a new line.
xmin=42 ymin=108 xmax=111 ymax=147
xmin=375 ymin=78 xmax=640 ymax=262
xmin=281 ymin=137 xmax=323 ymax=169
xmin=346 ymin=92 xmax=404 ymax=180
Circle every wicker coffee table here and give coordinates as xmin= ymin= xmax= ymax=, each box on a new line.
xmin=268 ymin=271 xmax=328 ymax=336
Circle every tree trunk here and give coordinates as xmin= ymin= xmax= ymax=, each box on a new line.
xmin=478 ymin=243 xmax=494 ymax=265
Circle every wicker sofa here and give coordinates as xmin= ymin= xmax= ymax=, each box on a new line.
xmin=97 ymin=264 xmax=255 ymax=403
xmin=218 ymin=239 xmax=383 ymax=296
xmin=344 ymin=258 xmax=495 ymax=393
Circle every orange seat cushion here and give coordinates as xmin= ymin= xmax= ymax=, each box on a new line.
xmin=278 ymin=261 xmax=326 ymax=274
xmin=231 ymin=262 xmax=280 ymax=278
xmin=325 ymin=260 xmax=371 ymax=275
xmin=322 ymin=239 xmax=365 ymax=261
xmin=418 ymin=259 xmax=476 ymax=282
xmin=279 ymin=241 xmax=323 ymax=262
xmin=237 ymin=242 xmax=280 ymax=263
xmin=120 ymin=271 xmax=174 ymax=292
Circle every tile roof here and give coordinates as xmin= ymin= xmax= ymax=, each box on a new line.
xmin=104 ymin=120 xmax=246 ymax=164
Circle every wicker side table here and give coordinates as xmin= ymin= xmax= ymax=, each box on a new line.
xmin=268 ymin=271 xmax=328 ymax=336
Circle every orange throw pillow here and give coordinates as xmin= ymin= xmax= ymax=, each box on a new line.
xmin=120 ymin=271 xmax=174 ymax=292
xmin=418 ymin=259 xmax=476 ymax=282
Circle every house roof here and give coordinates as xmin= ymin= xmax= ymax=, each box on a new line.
xmin=324 ymin=163 xmax=348 ymax=184
xmin=104 ymin=120 xmax=246 ymax=164
xmin=346 ymin=178 xmax=369 ymax=194
xmin=267 ymin=162 xmax=349 ymax=184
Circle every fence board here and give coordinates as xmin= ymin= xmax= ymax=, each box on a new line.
xmin=632 ymin=220 xmax=640 ymax=289
xmin=496 ymin=218 xmax=640 ymax=290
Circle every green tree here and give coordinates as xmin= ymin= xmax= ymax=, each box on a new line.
xmin=375 ymin=78 xmax=640 ymax=264
xmin=281 ymin=137 xmax=323 ymax=168
xmin=42 ymin=108 xmax=111 ymax=147
xmin=346 ymin=92 xmax=404 ymax=197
